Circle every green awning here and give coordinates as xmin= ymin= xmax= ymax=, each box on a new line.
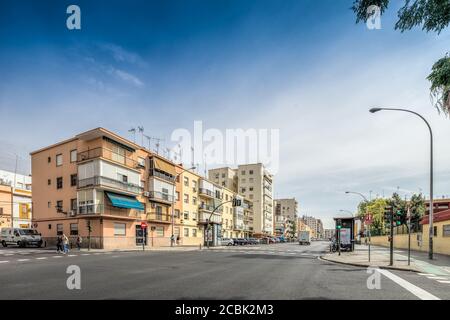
xmin=106 ymin=192 xmax=144 ymax=210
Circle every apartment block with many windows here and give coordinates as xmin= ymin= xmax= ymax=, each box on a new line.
xmin=274 ymin=198 xmax=298 ymax=239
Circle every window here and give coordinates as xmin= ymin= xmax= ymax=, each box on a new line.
xmin=176 ymin=191 xmax=180 ymax=201
xmin=222 ymin=173 xmax=225 ymax=178
xmin=184 ymin=194 xmax=189 ymax=204
xmin=118 ymin=174 xmax=128 ymax=183
xmin=249 ymin=170 xmax=253 ymax=175
xmin=225 ymin=194 xmax=229 ymax=201
xmin=70 ymin=149 xmax=77 ymax=163
xmin=241 ymin=188 xmax=246 ymax=193
xmin=433 ymin=226 xmax=438 ymax=237
xmin=184 ymin=228 xmax=189 ymax=237
xmin=222 ymin=181 xmax=225 ymax=186
xmin=70 ymin=223 xmax=78 ymax=236
xmin=192 ymin=229 xmax=197 ymax=237
xmin=137 ymin=157 xmax=145 ymax=168
xmin=48 ymin=179 xmax=51 ymax=185
xmin=155 ymin=226 xmax=164 ymax=237
xmin=48 ymin=201 xmax=51 ymax=208
xmin=184 ymin=211 xmax=189 ymax=220
xmin=249 ymin=178 xmax=254 ymax=183
xmin=56 ymin=154 xmax=63 ymax=166
xmin=19 ymin=204 xmax=29 ymax=219
xmin=249 ymin=187 xmax=254 ymax=191
xmin=174 ymin=209 xmax=180 ymax=218
xmin=56 ymin=177 xmax=63 ymax=189
xmin=174 ymin=227 xmax=180 ymax=236
xmin=70 ymin=174 xmax=77 ymax=187
xmin=70 ymin=199 xmax=77 ymax=211
xmin=443 ymin=225 xmax=450 ymax=237
xmin=192 ymin=197 xmax=197 ymax=205
xmin=162 ymin=188 xmax=169 ymax=200
xmin=184 ymin=177 xmax=189 ymax=187
xmin=192 ymin=181 xmax=197 ymax=192
xmin=56 ymin=200 xmax=63 ymax=212
xmin=114 ymin=223 xmax=126 ymax=236
xmin=215 ymin=173 xmax=219 ymax=179
xmin=249 ymin=194 xmax=254 ymax=199
xmin=0 ymin=208 xmax=2 ymax=215
xmin=57 ymin=224 xmax=63 ymax=235
xmin=47 ymin=156 xmax=51 ymax=163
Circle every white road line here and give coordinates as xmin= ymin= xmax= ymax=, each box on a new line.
xmin=17 ymin=259 xmax=30 ymax=262
xmin=437 ymin=280 xmax=450 ymax=284
xmin=418 ymin=273 xmax=436 ymax=276
xmin=0 ymin=261 xmax=9 ymax=263
xmin=36 ymin=257 xmax=47 ymax=260
xmin=52 ymin=256 xmax=63 ymax=258
xmin=81 ymin=254 xmax=91 ymax=256
xmin=377 ymin=269 xmax=440 ymax=300
xmin=427 ymin=276 xmax=448 ymax=280
xmin=67 ymin=255 xmax=77 ymax=257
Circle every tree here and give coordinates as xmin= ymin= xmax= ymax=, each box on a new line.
xmin=352 ymin=0 xmax=450 ymax=114
xmin=358 ymin=198 xmax=388 ymax=235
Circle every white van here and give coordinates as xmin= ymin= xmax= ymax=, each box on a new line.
xmin=1 ymin=228 xmax=43 ymax=248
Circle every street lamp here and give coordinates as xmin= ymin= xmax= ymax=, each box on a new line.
xmin=171 ymin=166 xmax=196 ymax=247
xmin=369 ymin=107 xmax=434 ymax=260
xmin=345 ymin=191 xmax=370 ymax=261
xmin=339 ymin=209 xmax=354 ymax=217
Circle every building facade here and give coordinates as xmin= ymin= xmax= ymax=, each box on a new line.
xmin=274 ymin=198 xmax=298 ymax=239
xmin=0 ymin=169 xmax=32 ymax=229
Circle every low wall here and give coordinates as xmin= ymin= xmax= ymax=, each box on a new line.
xmin=370 ymin=233 xmax=450 ymax=255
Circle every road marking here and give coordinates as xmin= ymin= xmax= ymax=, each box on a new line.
xmin=437 ymin=280 xmax=450 ymax=284
xmin=427 ymin=276 xmax=448 ymax=280
xmin=377 ymin=269 xmax=440 ymax=300
xmin=67 ymin=255 xmax=77 ymax=257
xmin=36 ymin=257 xmax=47 ymax=260
xmin=52 ymin=256 xmax=63 ymax=258
xmin=81 ymin=254 xmax=91 ymax=256
xmin=418 ymin=273 xmax=436 ymax=276
xmin=17 ymin=259 xmax=30 ymax=262
xmin=0 ymin=261 xmax=9 ymax=263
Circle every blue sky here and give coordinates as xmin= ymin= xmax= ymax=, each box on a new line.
xmin=1 ymin=0 xmax=449 ymax=228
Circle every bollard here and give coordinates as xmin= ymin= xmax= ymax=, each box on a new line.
xmin=199 ymin=244 xmax=202 ymax=250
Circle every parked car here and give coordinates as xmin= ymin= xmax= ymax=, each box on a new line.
xmin=1 ymin=228 xmax=43 ymax=248
xmin=238 ymin=238 xmax=249 ymax=245
xmin=247 ymin=238 xmax=258 ymax=245
xmin=232 ymin=238 xmax=245 ymax=245
xmin=221 ymin=238 xmax=234 ymax=246
xmin=268 ymin=237 xmax=276 ymax=244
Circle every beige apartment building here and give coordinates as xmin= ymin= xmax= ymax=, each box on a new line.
xmin=30 ymin=127 xmax=207 ymax=249
xmin=274 ymin=198 xmax=298 ymax=239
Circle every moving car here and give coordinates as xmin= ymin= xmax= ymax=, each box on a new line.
xmin=298 ymin=231 xmax=311 ymax=245
xmin=221 ymin=238 xmax=234 ymax=246
xmin=1 ymin=228 xmax=43 ymax=248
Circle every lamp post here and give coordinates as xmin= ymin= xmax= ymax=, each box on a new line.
xmin=345 ymin=191 xmax=370 ymax=261
xmin=369 ymin=107 xmax=434 ymax=260
xmin=171 ymin=166 xmax=196 ymax=247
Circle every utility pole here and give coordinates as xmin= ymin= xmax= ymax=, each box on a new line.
xmin=11 ymin=154 xmax=18 ymax=229
xmin=389 ymin=207 xmax=394 ymax=266
xmin=407 ymin=205 xmax=411 ymax=266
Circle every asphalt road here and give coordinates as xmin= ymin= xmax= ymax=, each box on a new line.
xmin=0 ymin=241 xmax=449 ymax=300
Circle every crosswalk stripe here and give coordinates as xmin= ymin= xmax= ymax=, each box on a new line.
xmin=437 ymin=280 xmax=450 ymax=284
xmin=36 ymin=257 xmax=47 ymax=260
xmin=17 ymin=259 xmax=30 ymax=262
xmin=0 ymin=261 xmax=9 ymax=263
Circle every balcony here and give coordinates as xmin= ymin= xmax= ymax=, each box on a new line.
xmin=198 ymin=212 xmax=221 ymax=224
xmin=199 ymin=188 xmax=214 ymax=198
xmin=147 ymin=212 xmax=172 ymax=224
xmin=149 ymin=169 xmax=175 ymax=184
xmin=77 ymin=204 xmax=139 ymax=218
xmin=77 ymin=147 xmax=138 ymax=169
xmin=78 ymin=176 xmax=143 ymax=195
xmin=199 ymin=203 xmax=223 ymax=213
xmin=147 ymin=191 xmax=174 ymax=204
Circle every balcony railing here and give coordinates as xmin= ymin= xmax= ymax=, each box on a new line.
xmin=147 ymin=212 xmax=172 ymax=223
xmin=77 ymin=147 xmax=138 ymax=169
xmin=199 ymin=188 xmax=214 ymax=198
xmin=199 ymin=203 xmax=223 ymax=213
xmin=149 ymin=169 xmax=175 ymax=184
xmin=148 ymin=191 xmax=174 ymax=203
xmin=78 ymin=176 xmax=143 ymax=194
xmin=198 ymin=212 xmax=221 ymax=224
xmin=77 ymin=204 xmax=139 ymax=217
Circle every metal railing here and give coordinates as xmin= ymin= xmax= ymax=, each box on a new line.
xmin=147 ymin=191 xmax=174 ymax=202
xmin=77 ymin=147 xmax=138 ymax=169
xmin=199 ymin=188 xmax=214 ymax=197
xmin=149 ymin=169 xmax=175 ymax=183
xmin=77 ymin=204 xmax=139 ymax=217
xmin=147 ymin=212 xmax=172 ymax=222
xmin=78 ymin=176 xmax=143 ymax=194
xmin=198 ymin=212 xmax=221 ymax=224
xmin=199 ymin=203 xmax=223 ymax=213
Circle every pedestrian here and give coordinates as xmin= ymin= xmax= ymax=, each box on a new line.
xmin=56 ymin=235 xmax=63 ymax=253
xmin=176 ymin=235 xmax=180 ymax=245
xmin=62 ymin=233 xmax=69 ymax=254
xmin=170 ymin=234 xmax=175 ymax=246
xmin=76 ymin=235 xmax=82 ymax=250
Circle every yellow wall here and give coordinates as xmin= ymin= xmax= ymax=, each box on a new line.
xmin=370 ymin=220 xmax=450 ymax=255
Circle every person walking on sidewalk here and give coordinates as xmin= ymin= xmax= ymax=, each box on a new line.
xmin=170 ymin=234 xmax=175 ymax=246
xmin=176 ymin=235 xmax=180 ymax=245
xmin=56 ymin=235 xmax=63 ymax=253
xmin=62 ymin=234 xmax=69 ymax=254
xmin=76 ymin=235 xmax=82 ymax=250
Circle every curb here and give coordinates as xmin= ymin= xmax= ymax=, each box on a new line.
xmin=319 ymin=255 xmax=419 ymax=272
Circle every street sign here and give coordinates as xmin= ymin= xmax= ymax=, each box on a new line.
xmin=365 ymin=214 xmax=373 ymax=224
xmin=141 ymin=222 xmax=148 ymax=229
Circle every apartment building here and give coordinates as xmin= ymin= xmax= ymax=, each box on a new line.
xmin=301 ymin=215 xmax=324 ymax=239
xmin=243 ymin=198 xmax=254 ymax=237
xmin=0 ymin=169 xmax=32 ymax=229
xmin=30 ymin=127 xmax=208 ymax=249
xmin=209 ymin=163 xmax=274 ymax=237
xmin=297 ymin=218 xmax=314 ymax=238
xmin=323 ymin=229 xmax=335 ymax=240
xmin=197 ymin=178 xmax=223 ymax=246
xmin=274 ymin=198 xmax=298 ymax=239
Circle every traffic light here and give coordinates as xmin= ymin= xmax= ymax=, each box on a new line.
xmin=232 ymin=198 xmax=242 ymax=207
xmin=393 ymin=208 xmax=406 ymax=226
xmin=336 ymin=219 xmax=342 ymax=230
xmin=87 ymin=220 xmax=92 ymax=232
xmin=384 ymin=206 xmax=393 ymax=222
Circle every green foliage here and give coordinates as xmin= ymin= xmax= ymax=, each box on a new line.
xmin=352 ymin=0 xmax=450 ymax=115
xmin=427 ymin=56 xmax=450 ymax=115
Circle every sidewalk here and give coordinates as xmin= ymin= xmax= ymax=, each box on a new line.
xmin=42 ymin=245 xmax=202 ymax=253
xmin=321 ymin=244 xmax=450 ymax=275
